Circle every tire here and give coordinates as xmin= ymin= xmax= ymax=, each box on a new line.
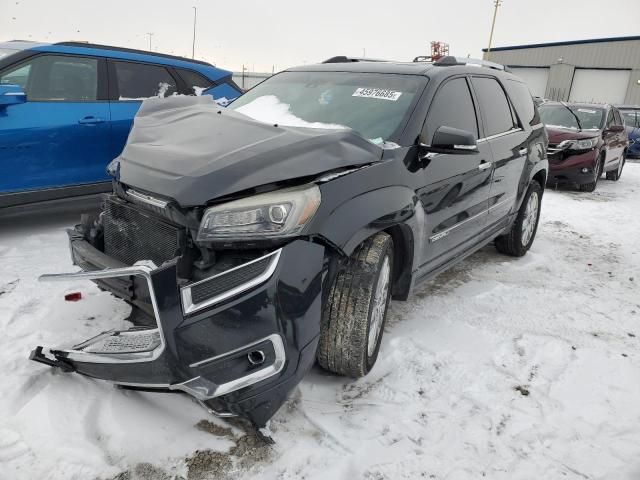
xmin=317 ymin=232 xmax=394 ymax=377
xmin=495 ymin=181 xmax=543 ymax=257
xmin=579 ymin=155 xmax=604 ymax=192
xmin=606 ymin=151 xmax=626 ymax=181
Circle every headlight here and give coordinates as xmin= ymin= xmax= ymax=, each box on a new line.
xmin=197 ymin=184 xmax=321 ymax=241
xmin=559 ymin=138 xmax=598 ymax=150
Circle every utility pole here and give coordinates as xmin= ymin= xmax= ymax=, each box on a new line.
xmin=192 ymin=6 xmax=197 ymax=59
xmin=486 ymin=0 xmax=502 ymax=60
xmin=146 ymin=32 xmax=154 ymax=51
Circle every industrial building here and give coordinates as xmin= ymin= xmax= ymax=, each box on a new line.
xmin=482 ymin=36 xmax=640 ymax=105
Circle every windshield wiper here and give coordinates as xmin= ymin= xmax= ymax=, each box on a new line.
xmin=561 ymin=103 xmax=582 ymax=131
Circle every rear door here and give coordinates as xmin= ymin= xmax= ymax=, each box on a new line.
xmin=0 ymin=54 xmax=111 ymax=194
xmin=107 ymin=60 xmax=178 ymax=160
xmin=417 ymin=76 xmax=493 ymax=272
xmin=470 ymin=76 xmax=529 ymax=230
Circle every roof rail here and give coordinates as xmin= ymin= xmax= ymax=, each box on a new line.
xmin=432 ymin=56 xmax=506 ymax=71
xmin=54 ymin=41 xmax=213 ymax=66
xmin=322 ymin=56 xmax=389 ymax=64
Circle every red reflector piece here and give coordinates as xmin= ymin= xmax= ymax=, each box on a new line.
xmin=65 ymin=292 xmax=82 ymax=302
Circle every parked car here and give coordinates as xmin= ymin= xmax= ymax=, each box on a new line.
xmin=540 ymin=102 xmax=628 ymax=191
xmin=0 ymin=40 xmax=242 ymax=215
xmin=618 ymin=105 xmax=640 ymax=158
xmin=31 ymin=56 xmax=548 ymax=428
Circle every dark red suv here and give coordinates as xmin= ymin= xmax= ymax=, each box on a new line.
xmin=540 ymin=102 xmax=628 ymax=191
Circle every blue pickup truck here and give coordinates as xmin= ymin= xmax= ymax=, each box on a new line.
xmin=0 ymin=40 xmax=242 ymax=214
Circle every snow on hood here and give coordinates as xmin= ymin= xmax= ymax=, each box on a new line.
xmin=234 ymin=95 xmax=348 ymax=130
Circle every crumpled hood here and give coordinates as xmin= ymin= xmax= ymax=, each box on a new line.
xmin=115 ymin=96 xmax=383 ymax=206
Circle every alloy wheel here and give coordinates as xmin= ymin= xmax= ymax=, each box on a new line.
xmin=367 ymin=255 xmax=391 ymax=357
xmin=521 ymin=191 xmax=539 ymax=247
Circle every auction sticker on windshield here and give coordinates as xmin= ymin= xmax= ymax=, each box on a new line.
xmin=352 ymin=88 xmax=402 ymax=101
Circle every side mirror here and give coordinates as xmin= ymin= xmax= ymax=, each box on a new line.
xmin=0 ymin=84 xmax=27 ymax=107
xmin=607 ymin=124 xmax=624 ymax=133
xmin=420 ymin=126 xmax=478 ymax=155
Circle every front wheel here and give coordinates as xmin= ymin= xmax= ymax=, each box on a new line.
xmin=495 ymin=181 xmax=543 ymax=257
xmin=579 ymin=155 xmax=603 ymax=192
xmin=606 ymin=152 xmax=626 ymax=181
xmin=317 ymin=232 xmax=394 ymax=377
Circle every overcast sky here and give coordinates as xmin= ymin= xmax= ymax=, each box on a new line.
xmin=1 ymin=0 xmax=637 ymax=73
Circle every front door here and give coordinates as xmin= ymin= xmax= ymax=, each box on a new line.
xmin=417 ymin=76 xmax=493 ymax=272
xmin=0 ymin=54 xmax=111 ymax=194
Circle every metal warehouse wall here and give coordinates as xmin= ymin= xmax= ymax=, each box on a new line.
xmin=483 ymin=39 xmax=640 ymax=104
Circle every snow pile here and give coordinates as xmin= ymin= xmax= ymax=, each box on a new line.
xmin=1 ymin=165 xmax=640 ymax=479
xmin=234 ymin=95 xmax=348 ymax=130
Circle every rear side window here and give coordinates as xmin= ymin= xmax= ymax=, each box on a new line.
xmin=471 ymin=77 xmax=516 ymax=137
xmin=0 ymin=54 xmax=98 ymax=101
xmin=504 ymin=79 xmax=539 ymax=126
xmin=424 ymin=77 xmax=478 ymax=143
xmin=176 ymin=68 xmax=213 ymax=95
xmin=113 ymin=61 xmax=177 ymax=100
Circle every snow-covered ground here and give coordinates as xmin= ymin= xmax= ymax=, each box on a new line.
xmin=1 ymin=164 xmax=640 ymax=480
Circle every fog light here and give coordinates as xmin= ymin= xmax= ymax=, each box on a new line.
xmin=581 ymin=167 xmax=589 ymax=173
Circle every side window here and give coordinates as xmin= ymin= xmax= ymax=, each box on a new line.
xmin=424 ymin=77 xmax=478 ymax=144
xmin=0 ymin=55 xmax=98 ymax=101
xmin=505 ymin=79 xmax=540 ymax=127
xmin=606 ymin=109 xmax=614 ymax=128
xmin=471 ymin=76 xmax=516 ymax=137
xmin=113 ymin=61 xmax=177 ymax=100
xmin=0 ymin=63 xmax=31 ymax=88
xmin=613 ymin=109 xmax=622 ymax=126
xmin=176 ymin=68 xmax=213 ymax=95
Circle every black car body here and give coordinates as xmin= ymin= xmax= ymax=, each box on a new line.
xmin=541 ymin=102 xmax=628 ymax=191
xmin=31 ymin=57 xmax=548 ymax=428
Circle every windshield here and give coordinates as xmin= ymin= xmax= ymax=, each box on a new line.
xmin=0 ymin=48 xmax=18 ymax=60
xmin=620 ymin=109 xmax=639 ymax=128
xmin=228 ymin=71 xmax=427 ymax=144
xmin=539 ymin=104 xmax=604 ymax=130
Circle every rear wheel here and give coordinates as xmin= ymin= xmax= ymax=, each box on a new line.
xmin=579 ymin=155 xmax=604 ymax=192
xmin=317 ymin=232 xmax=394 ymax=377
xmin=495 ymin=181 xmax=542 ymax=257
xmin=606 ymin=151 xmax=626 ymax=181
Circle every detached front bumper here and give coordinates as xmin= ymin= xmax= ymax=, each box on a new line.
xmin=31 ymin=232 xmax=324 ymax=427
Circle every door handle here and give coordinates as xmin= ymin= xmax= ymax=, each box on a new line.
xmin=78 ymin=116 xmax=105 ymax=125
xmin=518 ymin=148 xmax=528 ymax=156
xmin=478 ymin=161 xmax=493 ymax=171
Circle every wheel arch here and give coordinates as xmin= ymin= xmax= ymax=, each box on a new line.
xmin=311 ymin=185 xmax=421 ymax=301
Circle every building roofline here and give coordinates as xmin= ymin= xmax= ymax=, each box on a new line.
xmin=482 ymin=35 xmax=640 ymax=52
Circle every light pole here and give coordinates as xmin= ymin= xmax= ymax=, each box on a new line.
xmin=192 ymin=7 xmax=197 ymax=59
xmin=486 ymin=0 xmax=502 ymax=60
xmin=146 ymin=32 xmax=154 ymax=51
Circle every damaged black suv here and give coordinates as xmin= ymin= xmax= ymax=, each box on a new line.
xmin=32 ymin=56 xmax=548 ymax=428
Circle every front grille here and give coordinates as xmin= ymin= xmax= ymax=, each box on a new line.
xmin=103 ymin=197 xmax=183 ymax=267
xmin=191 ymin=255 xmax=272 ymax=305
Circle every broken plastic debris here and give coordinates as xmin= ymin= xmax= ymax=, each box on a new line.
xmin=64 ymin=292 xmax=82 ymax=302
